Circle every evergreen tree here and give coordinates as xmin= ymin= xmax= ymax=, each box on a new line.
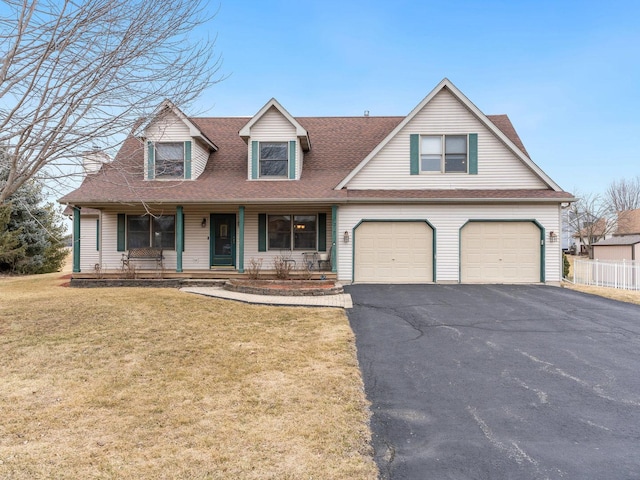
xmin=0 ymin=166 xmax=68 ymax=274
xmin=0 ymin=203 xmax=25 ymax=265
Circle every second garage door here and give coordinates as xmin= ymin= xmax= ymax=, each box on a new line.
xmin=460 ymin=221 xmax=541 ymax=283
xmin=354 ymin=221 xmax=433 ymax=283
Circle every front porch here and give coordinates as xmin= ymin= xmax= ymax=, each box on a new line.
xmin=71 ymin=268 xmax=337 ymax=281
xmin=71 ymin=204 xmax=341 ymax=279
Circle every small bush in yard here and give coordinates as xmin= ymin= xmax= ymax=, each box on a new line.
xmin=273 ymin=255 xmax=294 ymax=279
xmin=246 ymin=257 xmax=263 ymax=279
xmin=563 ymin=253 xmax=571 ymax=279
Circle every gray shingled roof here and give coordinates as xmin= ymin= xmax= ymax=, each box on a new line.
xmin=593 ymin=235 xmax=640 ymax=246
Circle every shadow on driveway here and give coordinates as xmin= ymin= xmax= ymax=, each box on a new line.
xmin=345 ymin=284 xmax=640 ymax=480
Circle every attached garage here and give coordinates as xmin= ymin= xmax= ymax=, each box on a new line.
xmin=460 ymin=221 xmax=542 ymax=283
xmin=354 ymin=221 xmax=433 ymax=283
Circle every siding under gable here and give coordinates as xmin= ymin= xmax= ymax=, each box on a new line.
xmin=247 ymin=106 xmax=302 ymax=179
xmin=191 ymin=138 xmax=210 ymax=179
xmin=345 ymin=89 xmax=547 ymax=190
xmin=144 ymin=110 xmax=207 ymax=180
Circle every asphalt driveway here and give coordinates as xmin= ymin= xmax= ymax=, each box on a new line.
xmin=345 ymin=284 xmax=640 ymax=480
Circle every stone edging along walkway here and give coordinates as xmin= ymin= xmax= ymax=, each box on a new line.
xmin=67 ymin=278 xmax=344 ymax=297
xmin=223 ymin=280 xmax=344 ymax=297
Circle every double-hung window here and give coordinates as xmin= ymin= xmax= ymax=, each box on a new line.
xmin=155 ymin=142 xmax=185 ymax=179
xmin=127 ymin=215 xmax=176 ymax=249
xmin=260 ymin=142 xmax=288 ymax=177
xmin=268 ymin=214 xmax=316 ymax=250
xmin=420 ymin=135 xmax=468 ymax=173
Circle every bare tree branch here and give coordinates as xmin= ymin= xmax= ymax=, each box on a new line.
xmin=0 ymin=0 xmax=224 ymax=203
xmin=565 ymin=190 xmax=618 ymax=258
xmin=605 ymin=176 xmax=640 ymax=213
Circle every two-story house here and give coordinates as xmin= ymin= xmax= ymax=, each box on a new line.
xmin=60 ymin=78 xmax=574 ymax=284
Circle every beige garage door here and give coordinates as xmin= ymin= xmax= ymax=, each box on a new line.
xmin=461 ymin=222 xmax=541 ymax=283
xmin=354 ymin=222 xmax=433 ymax=283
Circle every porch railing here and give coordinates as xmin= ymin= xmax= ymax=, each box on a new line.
xmin=572 ymin=259 xmax=640 ymax=291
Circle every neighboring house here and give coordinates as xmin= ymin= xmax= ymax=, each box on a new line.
xmin=59 ymin=78 xmax=574 ymax=284
xmin=591 ymin=209 xmax=640 ymax=261
xmin=592 ymin=235 xmax=640 ymax=261
xmin=572 ymin=218 xmax=610 ymax=256
xmin=613 ymin=209 xmax=640 ymax=237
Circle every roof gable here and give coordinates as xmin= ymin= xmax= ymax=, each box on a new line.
xmin=335 ymin=78 xmax=562 ymax=191
xmin=239 ymin=98 xmax=310 ymax=150
xmin=142 ymin=100 xmax=218 ymax=151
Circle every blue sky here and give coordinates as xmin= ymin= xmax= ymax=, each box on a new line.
xmin=198 ymin=0 xmax=640 ymax=195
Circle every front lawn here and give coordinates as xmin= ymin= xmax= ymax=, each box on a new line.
xmin=0 ymin=272 xmax=377 ymax=479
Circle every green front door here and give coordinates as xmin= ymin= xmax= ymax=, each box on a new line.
xmin=210 ymin=214 xmax=236 ymax=267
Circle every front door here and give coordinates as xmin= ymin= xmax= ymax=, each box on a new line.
xmin=210 ymin=214 xmax=236 ymax=267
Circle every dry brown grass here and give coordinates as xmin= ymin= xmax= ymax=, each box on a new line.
xmin=563 ymin=254 xmax=640 ymax=306
xmin=0 ymin=271 xmax=377 ymax=479
xmin=562 ymin=282 xmax=640 ymax=306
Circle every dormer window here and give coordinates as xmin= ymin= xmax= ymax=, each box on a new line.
xmin=260 ymin=142 xmax=288 ymax=177
xmin=155 ymin=142 xmax=185 ymax=179
xmin=241 ymin=99 xmax=310 ymax=181
xmin=147 ymin=140 xmax=193 ymax=180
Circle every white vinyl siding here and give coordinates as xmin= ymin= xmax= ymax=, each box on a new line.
xmin=144 ymin=110 xmax=210 ymax=180
xmin=144 ymin=111 xmax=190 ymax=180
xmin=243 ymin=206 xmax=332 ymax=267
xmin=98 ymin=208 xmax=179 ymax=270
xmin=247 ymin=106 xmax=302 ymax=180
xmin=79 ymin=216 xmax=100 ymax=272
xmin=191 ymin=139 xmax=210 ymax=179
xmin=345 ymin=88 xmax=547 ymax=190
xmin=338 ymin=203 xmax=562 ymax=284
xmin=83 ymin=204 xmax=560 ymax=284
xmin=90 ymin=206 xmax=333 ymax=272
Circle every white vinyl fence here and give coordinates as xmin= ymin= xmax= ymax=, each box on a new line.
xmin=572 ymin=259 xmax=640 ymax=291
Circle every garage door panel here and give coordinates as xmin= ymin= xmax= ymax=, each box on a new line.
xmin=355 ymin=222 xmax=433 ymax=283
xmin=461 ymin=222 xmax=540 ymax=283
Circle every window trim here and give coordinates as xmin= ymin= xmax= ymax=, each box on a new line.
xmin=419 ymin=134 xmax=469 ymax=174
xmin=259 ymin=141 xmax=289 ymax=178
xmin=126 ymin=214 xmax=176 ymax=250
xmin=154 ymin=142 xmax=185 ymax=180
xmin=267 ymin=214 xmax=317 ymax=251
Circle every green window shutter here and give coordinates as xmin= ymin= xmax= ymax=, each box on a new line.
xmin=96 ymin=219 xmax=100 ymax=251
xmin=258 ymin=214 xmax=267 ymax=251
xmin=147 ymin=141 xmax=155 ymax=180
xmin=73 ymin=207 xmax=81 ymax=273
xmin=184 ymin=141 xmax=192 ymax=179
xmin=251 ymin=141 xmax=259 ymax=179
xmin=181 ymin=214 xmax=185 ymax=252
xmin=410 ymin=134 xmax=419 ymax=175
xmin=318 ymin=213 xmax=327 ymax=251
xmin=289 ymin=140 xmax=296 ymax=179
xmin=117 ymin=214 xmax=126 ymax=251
xmin=468 ymin=133 xmax=478 ymax=174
